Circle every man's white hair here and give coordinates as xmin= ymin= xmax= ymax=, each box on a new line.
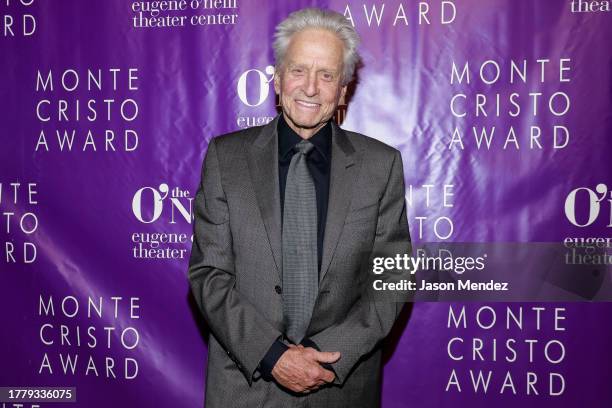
xmin=273 ymin=8 xmax=361 ymax=86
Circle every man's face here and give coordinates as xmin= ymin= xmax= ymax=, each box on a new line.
xmin=274 ymin=28 xmax=347 ymax=138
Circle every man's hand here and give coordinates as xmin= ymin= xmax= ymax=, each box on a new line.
xmin=271 ymin=344 xmax=340 ymax=393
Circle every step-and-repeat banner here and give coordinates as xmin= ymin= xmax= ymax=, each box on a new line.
xmin=2 ymin=1 xmax=611 ymax=407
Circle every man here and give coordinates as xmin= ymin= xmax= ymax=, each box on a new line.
xmin=189 ymin=7 xmax=410 ymax=408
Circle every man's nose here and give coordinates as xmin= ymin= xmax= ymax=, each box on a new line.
xmin=303 ymin=71 xmax=318 ymax=97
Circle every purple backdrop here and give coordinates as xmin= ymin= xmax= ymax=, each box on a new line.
xmin=2 ymin=0 xmax=611 ymax=407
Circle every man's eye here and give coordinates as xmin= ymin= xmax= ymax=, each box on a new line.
xmin=321 ymin=73 xmax=334 ymax=81
xmin=291 ymin=68 xmax=304 ymax=75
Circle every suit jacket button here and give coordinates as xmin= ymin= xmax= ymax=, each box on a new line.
xmin=274 ymin=285 xmax=282 ymax=294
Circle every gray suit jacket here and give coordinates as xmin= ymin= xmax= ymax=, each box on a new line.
xmin=188 ymin=114 xmax=411 ymax=408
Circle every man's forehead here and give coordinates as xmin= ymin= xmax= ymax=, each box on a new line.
xmin=287 ymin=29 xmax=343 ymax=51
xmin=284 ymin=29 xmax=344 ymax=67
xmin=286 ymin=60 xmax=341 ymax=72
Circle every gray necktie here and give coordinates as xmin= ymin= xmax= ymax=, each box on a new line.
xmin=282 ymin=139 xmax=318 ymax=344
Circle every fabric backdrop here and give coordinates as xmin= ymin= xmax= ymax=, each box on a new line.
xmin=1 ymin=1 xmax=611 ymax=407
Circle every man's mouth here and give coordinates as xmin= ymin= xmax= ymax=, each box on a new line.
xmin=295 ymin=100 xmax=321 ymax=108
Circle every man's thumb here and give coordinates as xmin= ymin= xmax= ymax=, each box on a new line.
xmin=314 ymin=351 xmax=341 ymax=363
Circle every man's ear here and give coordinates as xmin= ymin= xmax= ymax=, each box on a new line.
xmin=273 ymin=69 xmax=281 ymax=95
xmin=339 ymin=84 xmax=348 ymax=105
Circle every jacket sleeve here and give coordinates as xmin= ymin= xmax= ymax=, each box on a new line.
xmin=188 ymin=138 xmax=283 ymax=386
xmin=309 ymin=150 xmax=411 ymax=385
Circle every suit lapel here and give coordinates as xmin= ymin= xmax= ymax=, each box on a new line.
xmin=246 ymin=116 xmax=283 ymax=279
xmin=320 ymin=121 xmax=359 ymax=282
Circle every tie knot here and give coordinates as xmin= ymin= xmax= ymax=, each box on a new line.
xmin=294 ymin=139 xmax=314 ymax=155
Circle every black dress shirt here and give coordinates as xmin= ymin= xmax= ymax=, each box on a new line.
xmin=258 ymin=114 xmax=332 ymax=380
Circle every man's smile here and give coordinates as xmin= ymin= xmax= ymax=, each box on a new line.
xmin=295 ymin=99 xmax=321 ymax=109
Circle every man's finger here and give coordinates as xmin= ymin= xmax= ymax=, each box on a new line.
xmin=312 ymin=350 xmax=341 ymax=364
xmin=319 ymin=367 xmax=335 ymax=383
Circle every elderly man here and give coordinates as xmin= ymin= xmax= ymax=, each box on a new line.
xmin=189 ymin=7 xmax=410 ymax=408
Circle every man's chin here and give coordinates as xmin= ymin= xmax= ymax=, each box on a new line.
xmin=288 ymin=116 xmax=323 ymax=130
xmin=293 ymin=122 xmax=319 ymax=130
xmin=283 ymin=111 xmax=328 ymax=131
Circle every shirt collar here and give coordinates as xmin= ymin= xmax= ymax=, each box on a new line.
xmin=278 ymin=114 xmax=331 ymax=162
